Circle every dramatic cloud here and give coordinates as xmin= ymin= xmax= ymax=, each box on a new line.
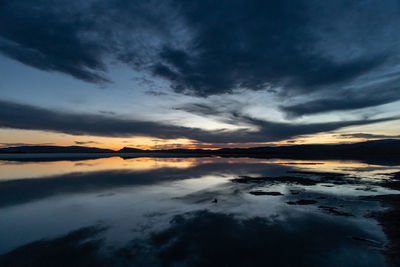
xmin=152 ymin=0 xmax=390 ymax=96
xmin=1 ymin=0 xmax=399 ymax=100
xmin=281 ymin=78 xmax=400 ymax=118
xmin=0 ymin=100 xmax=397 ymax=144
xmin=0 ymin=0 xmax=180 ymax=82
xmin=0 ymin=1 xmax=108 ymax=83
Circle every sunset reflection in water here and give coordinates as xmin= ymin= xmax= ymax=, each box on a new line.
xmin=0 ymin=156 xmax=399 ymax=266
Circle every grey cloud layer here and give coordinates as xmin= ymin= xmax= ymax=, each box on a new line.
xmin=281 ymin=77 xmax=400 ymax=118
xmin=0 ymin=0 xmax=180 ymax=83
xmin=1 ymin=0 xmax=400 ymax=116
xmin=0 ymin=100 xmax=397 ymax=144
xmin=152 ymin=0 xmax=389 ymax=96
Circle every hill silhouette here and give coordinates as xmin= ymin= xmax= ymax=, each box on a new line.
xmin=0 ymin=140 xmax=399 ymax=160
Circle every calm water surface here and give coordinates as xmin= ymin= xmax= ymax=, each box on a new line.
xmin=0 ymin=156 xmax=399 ymax=266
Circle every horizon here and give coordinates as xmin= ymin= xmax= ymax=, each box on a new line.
xmin=1 ymin=137 xmax=400 ymax=152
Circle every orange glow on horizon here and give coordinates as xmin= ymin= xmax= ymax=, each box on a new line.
xmin=0 ymin=128 xmax=399 ymax=151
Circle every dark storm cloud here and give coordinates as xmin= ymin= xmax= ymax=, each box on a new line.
xmin=0 ymin=0 xmax=177 ymax=82
xmin=0 ymin=1 xmax=108 ymax=83
xmin=281 ymin=80 xmax=400 ymax=118
xmin=282 ymin=95 xmax=400 ymax=118
xmin=152 ymin=0 xmax=390 ymax=96
xmin=0 ymin=100 xmax=397 ymax=143
xmin=1 ymin=0 xmax=399 ymax=103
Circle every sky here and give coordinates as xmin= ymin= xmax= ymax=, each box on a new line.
xmin=1 ymin=0 xmax=400 ymax=150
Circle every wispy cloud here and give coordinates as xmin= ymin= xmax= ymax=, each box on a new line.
xmin=0 ymin=142 xmax=54 ymax=148
xmin=74 ymin=141 xmax=100 ymax=145
xmin=337 ymin=133 xmax=400 ymax=140
xmin=0 ymin=100 xmax=398 ymax=144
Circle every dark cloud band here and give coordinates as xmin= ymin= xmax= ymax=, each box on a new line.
xmin=0 ymin=100 xmax=397 ymax=144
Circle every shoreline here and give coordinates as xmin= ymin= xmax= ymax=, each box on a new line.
xmin=364 ymin=172 xmax=400 ymax=266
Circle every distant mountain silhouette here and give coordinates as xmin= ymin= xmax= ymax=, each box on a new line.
xmin=213 ymin=139 xmax=400 ymax=157
xmin=0 ymin=140 xmax=399 ymax=160
xmin=119 ymin=139 xmax=400 ymax=157
xmin=0 ymin=146 xmax=114 ymax=154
